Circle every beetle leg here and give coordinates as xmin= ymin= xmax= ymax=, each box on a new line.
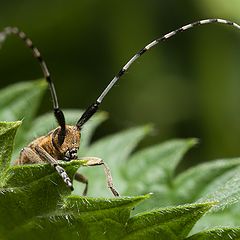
xmin=74 ymin=173 xmax=88 ymax=196
xmin=35 ymin=146 xmax=73 ymax=190
xmin=81 ymin=157 xmax=119 ymax=197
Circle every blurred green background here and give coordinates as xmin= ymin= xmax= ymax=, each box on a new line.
xmin=0 ymin=0 xmax=240 ymax=167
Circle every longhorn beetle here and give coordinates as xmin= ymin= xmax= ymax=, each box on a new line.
xmin=0 ymin=18 xmax=239 ymax=196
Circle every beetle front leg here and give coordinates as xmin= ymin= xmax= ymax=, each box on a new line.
xmin=74 ymin=173 xmax=88 ymax=196
xmin=35 ymin=146 xmax=74 ymax=190
xmin=81 ymin=157 xmax=119 ymax=197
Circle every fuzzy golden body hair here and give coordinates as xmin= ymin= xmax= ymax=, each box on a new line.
xmin=15 ymin=125 xmax=81 ymax=165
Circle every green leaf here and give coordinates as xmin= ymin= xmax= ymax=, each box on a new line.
xmin=0 ymin=80 xmax=47 ymax=160
xmin=190 ymin=204 xmax=240 ymax=234
xmin=189 ymin=164 xmax=240 ymax=233
xmin=174 ymin=158 xmax=240 ymax=203
xmin=0 ymin=160 xmax=84 ymax=238
xmin=76 ymin=125 xmax=152 ymax=197
xmin=124 ymin=139 xmax=197 ymax=212
xmin=0 ymin=121 xmax=21 ymax=174
xmin=186 ymin=227 xmax=240 ymax=240
xmin=124 ymin=138 xmax=197 ymax=195
xmin=4 ymin=194 xmax=149 ymax=240
xmin=124 ymin=202 xmax=214 ymax=240
xmin=77 ymin=111 xmax=108 ymax=153
xmin=0 ymin=80 xmax=46 ymax=122
xmin=3 ymin=160 xmax=84 ymax=187
xmin=198 ymin=166 xmax=240 ymax=212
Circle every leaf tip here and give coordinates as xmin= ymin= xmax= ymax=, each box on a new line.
xmin=194 ymin=201 xmax=218 ymax=214
xmin=13 ymin=120 xmax=22 ymax=127
xmin=35 ymin=78 xmax=48 ymax=89
xmin=143 ymin=124 xmax=155 ymax=134
xmin=187 ymin=138 xmax=199 ymax=147
xmin=0 ymin=120 xmax=22 ymax=132
xmin=98 ymin=110 xmax=109 ymax=120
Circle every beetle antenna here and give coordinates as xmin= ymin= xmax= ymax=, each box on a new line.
xmin=76 ymin=18 xmax=240 ymax=128
xmin=0 ymin=27 xmax=66 ymax=145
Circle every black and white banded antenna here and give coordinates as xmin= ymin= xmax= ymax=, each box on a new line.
xmin=0 ymin=27 xmax=66 ymax=145
xmin=76 ymin=18 xmax=240 ymax=128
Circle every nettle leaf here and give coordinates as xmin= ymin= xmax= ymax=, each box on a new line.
xmin=198 ymin=166 xmax=240 ymax=212
xmin=124 ymin=139 xmax=197 ymax=195
xmin=56 ymin=195 xmax=146 ymax=240
xmin=0 ymin=80 xmax=47 ymax=159
xmin=0 ymin=80 xmax=46 ymax=123
xmin=174 ymin=160 xmax=240 ymax=233
xmin=186 ymin=227 xmax=240 ymax=240
xmin=125 ymin=139 xmax=197 ymax=212
xmin=192 ymin=166 xmax=240 ymax=232
xmin=0 ymin=160 xmax=84 ymax=237
xmin=124 ymin=202 xmax=214 ymax=240
xmin=174 ymin=158 xmax=240 ymax=203
xmin=0 ymin=121 xmax=21 ymax=174
xmin=6 ymin=195 xmax=148 ymax=240
xmin=76 ymin=125 xmax=152 ymax=197
xmin=190 ymin=205 xmax=240 ymax=235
